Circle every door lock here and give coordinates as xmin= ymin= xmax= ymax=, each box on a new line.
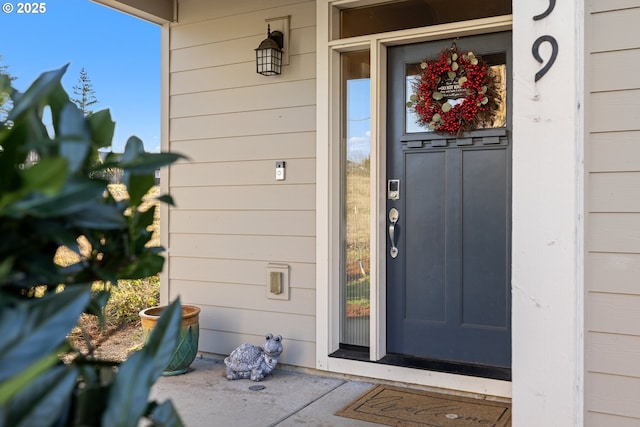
xmin=388 ymin=179 xmax=400 ymax=200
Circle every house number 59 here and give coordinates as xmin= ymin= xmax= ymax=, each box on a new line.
xmin=532 ymin=0 xmax=559 ymax=82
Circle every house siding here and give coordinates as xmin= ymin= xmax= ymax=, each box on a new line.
xmin=166 ymin=0 xmax=317 ymax=368
xmin=586 ymin=1 xmax=640 ymax=424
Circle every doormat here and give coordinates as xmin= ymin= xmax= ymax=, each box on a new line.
xmin=336 ymin=384 xmax=511 ymax=427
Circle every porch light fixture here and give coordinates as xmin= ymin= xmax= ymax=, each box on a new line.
xmin=255 ymin=24 xmax=284 ymax=76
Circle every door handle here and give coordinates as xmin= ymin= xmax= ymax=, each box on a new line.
xmin=388 ymin=208 xmax=399 ymax=259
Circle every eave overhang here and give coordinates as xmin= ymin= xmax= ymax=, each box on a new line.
xmin=91 ymin=0 xmax=176 ymax=24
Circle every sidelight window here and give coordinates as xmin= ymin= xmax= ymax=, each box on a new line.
xmin=341 ymin=50 xmax=371 ymax=347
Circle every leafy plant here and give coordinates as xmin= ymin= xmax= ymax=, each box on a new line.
xmin=104 ymin=277 xmax=160 ymax=324
xmin=0 ymin=66 xmax=186 ymax=426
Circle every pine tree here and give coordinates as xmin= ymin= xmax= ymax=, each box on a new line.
xmin=0 ymin=55 xmax=16 ymax=121
xmin=72 ymin=67 xmax=98 ymax=116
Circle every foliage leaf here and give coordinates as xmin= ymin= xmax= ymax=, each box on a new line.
xmin=129 ymin=173 xmax=156 ymax=208
xmin=0 ymin=256 xmax=14 ymax=285
xmin=0 ymin=286 xmax=90 ymax=384
xmin=88 ymin=109 xmax=115 ymax=149
xmin=7 ymin=65 xmax=68 ymax=121
xmin=21 ymin=157 xmax=67 ymax=196
xmin=0 ymin=64 xmax=184 ymax=427
xmin=155 ymin=194 xmax=175 ymax=206
xmin=1 ymin=364 xmax=77 ymax=427
xmin=85 ymin=290 xmax=111 ymax=319
xmin=102 ymin=298 xmax=182 ymax=427
xmin=7 ymin=178 xmax=104 ymax=217
xmin=118 ymin=252 xmax=165 ymax=280
xmin=136 ymin=205 xmax=156 ymax=231
xmin=66 ymin=203 xmax=126 ymax=229
xmin=0 ymin=347 xmax=63 ymax=405
xmin=121 ymin=136 xmax=145 ymax=165
xmin=58 ymin=103 xmax=91 ymax=174
xmin=0 ymin=157 xmax=68 ymax=210
xmin=147 ymin=400 xmax=185 ymax=427
xmin=48 ymin=82 xmax=73 ymax=134
xmin=120 ymin=152 xmax=185 ymax=173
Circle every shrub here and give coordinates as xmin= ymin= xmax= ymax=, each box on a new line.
xmin=0 ymin=66 xmax=185 ymax=426
xmin=103 ymin=277 xmax=160 ymax=324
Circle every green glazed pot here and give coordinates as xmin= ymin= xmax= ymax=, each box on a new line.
xmin=139 ymin=305 xmax=200 ymax=376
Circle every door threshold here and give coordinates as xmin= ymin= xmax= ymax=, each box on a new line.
xmin=330 ymin=345 xmax=511 ymax=381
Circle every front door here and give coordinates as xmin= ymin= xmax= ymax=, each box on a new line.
xmin=386 ymin=32 xmax=512 ymax=370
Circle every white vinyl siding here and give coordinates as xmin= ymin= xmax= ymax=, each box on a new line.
xmin=166 ymin=0 xmax=317 ymax=368
xmin=586 ymin=1 xmax=640 ymax=424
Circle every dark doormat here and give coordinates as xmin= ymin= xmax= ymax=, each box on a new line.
xmin=336 ymin=384 xmax=511 ymax=427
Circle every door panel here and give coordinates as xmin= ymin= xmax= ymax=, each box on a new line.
xmin=405 ymin=151 xmax=446 ymax=322
xmin=461 ymin=148 xmax=509 ymax=328
xmin=386 ymin=32 xmax=512 ymax=368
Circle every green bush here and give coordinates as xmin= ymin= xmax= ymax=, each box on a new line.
xmin=0 ymin=66 xmax=186 ymax=427
xmin=103 ymin=277 xmax=160 ymax=324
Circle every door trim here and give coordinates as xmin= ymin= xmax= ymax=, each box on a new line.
xmin=316 ymin=2 xmax=513 ymax=397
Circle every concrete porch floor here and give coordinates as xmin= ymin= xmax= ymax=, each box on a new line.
xmin=149 ymin=355 xmax=386 ymax=426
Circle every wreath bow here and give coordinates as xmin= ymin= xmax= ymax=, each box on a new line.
xmin=407 ymin=43 xmax=499 ymax=135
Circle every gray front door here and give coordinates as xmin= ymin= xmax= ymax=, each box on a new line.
xmin=386 ymin=32 xmax=512 ymax=368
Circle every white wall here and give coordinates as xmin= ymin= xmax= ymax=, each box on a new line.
xmin=512 ymin=0 xmax=584 ymax=424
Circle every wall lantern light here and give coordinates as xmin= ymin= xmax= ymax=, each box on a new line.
xmin=256 ymin=24 xmax=284 ymax=76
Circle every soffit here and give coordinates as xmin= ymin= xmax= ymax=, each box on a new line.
xmin=91 ymin=0 xmax=175 ymax=24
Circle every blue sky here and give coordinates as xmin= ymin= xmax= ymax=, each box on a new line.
xmin=347 ymin=79 xmax=371 ymax=163
xmin=0 ymin=0 xmax=161 ymax=152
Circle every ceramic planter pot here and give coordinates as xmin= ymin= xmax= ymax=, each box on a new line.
xmin=139 ymin=305 xmax=200 ymax=376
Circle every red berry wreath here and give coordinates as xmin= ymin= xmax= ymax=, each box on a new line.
xmin=407 ymin=43 xmax=499 ymax=135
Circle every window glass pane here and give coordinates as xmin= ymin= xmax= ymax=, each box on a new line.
xmin=405 ymin=52 xmax=507 ymax=133
xmin=340 ymin=0 xmax=511 ymax=39
xmin=341 ymin=51 xmax=370 ymax=347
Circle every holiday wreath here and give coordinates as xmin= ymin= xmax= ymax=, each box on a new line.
xmin=407 ymin=43 xmax=499 ymax=135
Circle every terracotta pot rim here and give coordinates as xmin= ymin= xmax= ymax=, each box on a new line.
xmin=139 ymin=305 xmax=201 ymax=320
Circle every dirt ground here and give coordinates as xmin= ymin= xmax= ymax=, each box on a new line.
xmin=69 ymin=317 xmax=143 ymax=362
